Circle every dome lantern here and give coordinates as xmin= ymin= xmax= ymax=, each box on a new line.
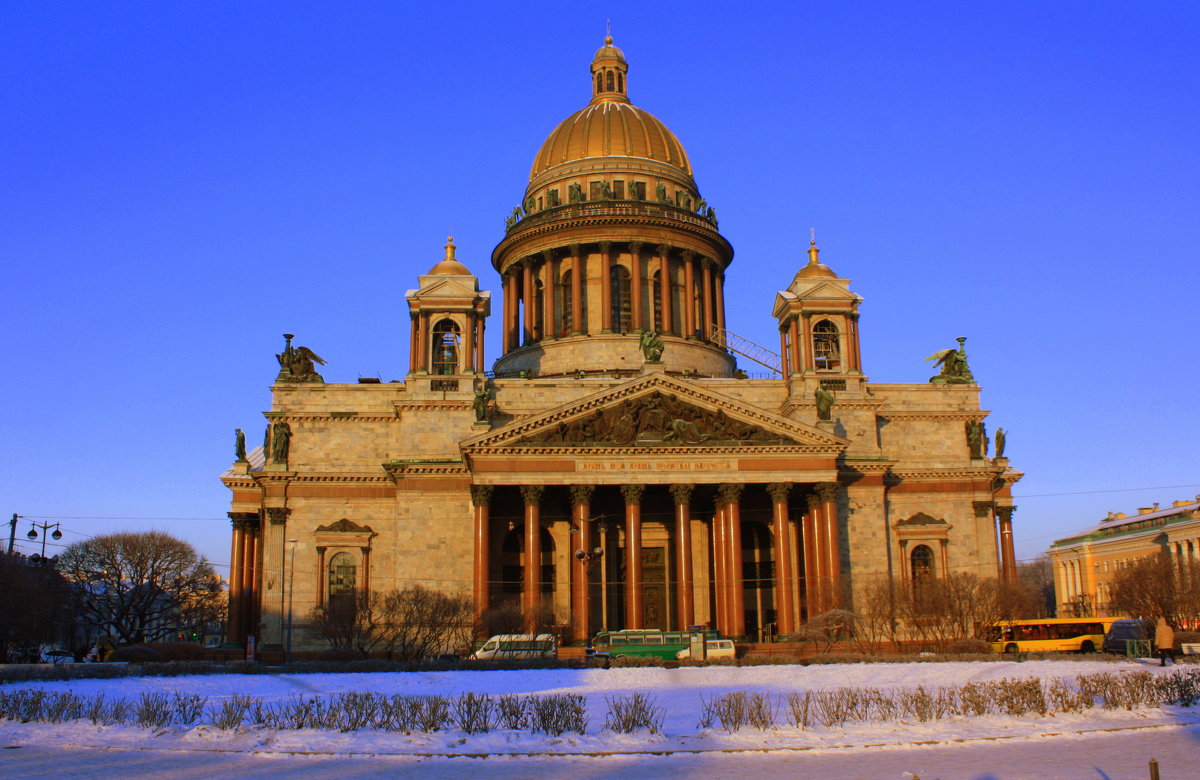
xmin=590 ymin=36 xmax=629 ymax=104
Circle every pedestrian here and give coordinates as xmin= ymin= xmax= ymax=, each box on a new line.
xmin=1155 ymin=616 xmax=1175 ymax=666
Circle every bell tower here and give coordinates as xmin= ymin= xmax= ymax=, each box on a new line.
xmin=405 ymin=237 xmax=491 ymax=377
xmin=772 ymin=236 xmax=865 ymax=393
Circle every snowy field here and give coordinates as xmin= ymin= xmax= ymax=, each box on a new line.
xmin=2 ymin=658 xmax=1198 ymax=779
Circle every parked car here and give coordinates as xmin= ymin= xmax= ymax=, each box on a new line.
xmin=470 ymin=634 xmax=557 ymax=660
xmin=675 ymin=639 xmax=737 ymax=660
xmin=1103 ymin=619 xmax=1148 ymax=654
xmin=40 ymin=649 xmax=75 ymax=665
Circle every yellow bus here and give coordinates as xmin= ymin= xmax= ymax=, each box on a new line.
xmin=985 ymin=617 xmax=1123 ymax=654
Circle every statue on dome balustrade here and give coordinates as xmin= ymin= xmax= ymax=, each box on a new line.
xmin=276 ymin=333 xmax=325 ymax=383
xmin=926 ymin=336 xmax=974 ymax=385
xmin=639 ymin=330 xmax=664 ymax=362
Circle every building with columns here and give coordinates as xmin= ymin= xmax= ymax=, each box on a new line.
xmin=1048 ymin=497 xmax=1200 ymax=617
xmin=221 ymin=38 xmax=1023 ymax=651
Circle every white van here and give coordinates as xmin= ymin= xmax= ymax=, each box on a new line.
xmin=471 ymin=633 xmax=557 ymax=660
xmin=675 ymin=639 xmax=736 ymax=660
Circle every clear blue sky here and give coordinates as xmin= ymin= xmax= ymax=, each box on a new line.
xmin=3 ymin=2 xmax=1197 ymax=576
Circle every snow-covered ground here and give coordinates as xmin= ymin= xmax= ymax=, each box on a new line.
xmin=2 ymin=658 xmax=1198 ymax=779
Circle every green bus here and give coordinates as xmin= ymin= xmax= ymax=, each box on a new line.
xmin=592 ymin=629 xmax=721 ymax=660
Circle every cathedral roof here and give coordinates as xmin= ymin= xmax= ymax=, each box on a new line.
xmin=530 ymin=37 xmax=692 ymax=180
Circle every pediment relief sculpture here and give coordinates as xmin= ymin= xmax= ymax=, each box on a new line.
xmin=521 ymin=391 xmax=796 ymax=447
xmin=315 ymin=518 xmax=374 ymax=534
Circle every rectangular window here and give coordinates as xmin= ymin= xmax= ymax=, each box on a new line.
xmin=631 ymin=181 xmax=646 ymax=200
xmin=590 ymin=181 xmax=606 ymax=201
xmin=612 ymin=180 xmax=625 ymax=199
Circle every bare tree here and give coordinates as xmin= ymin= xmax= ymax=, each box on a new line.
xmin=57 ymin=531 xmax=224 ymax=645
xmin=1108 ymin=552 xmax=1200 ymax=625
xmin=854 ymin=576 xmax=900 ymax=653
xmin=1016 ymin=555 xmax=1056 ymax=617
xmin=309 ymin=585 xmax=473 ymax=661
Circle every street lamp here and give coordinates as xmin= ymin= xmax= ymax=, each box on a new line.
xmin=284 ymin=538 xmax=298 ymax=665
xmin=574 ymin=518 xmax=608 ymax=635
xmin=27 ymin=521 xmax=63 ymax=564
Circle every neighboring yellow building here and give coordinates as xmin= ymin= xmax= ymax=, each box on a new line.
xmin=1048 ymin=498 xmax=1200 ymax=616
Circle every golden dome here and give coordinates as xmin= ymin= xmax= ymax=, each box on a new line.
xmin=796 ymin=238 xmax=837 ymax=278
xmin=529 ymin=37 xmax=692 ymax=180
xmin=427 ymin=236 xmax=472 ymax=276
xmin=531 ymin=102 xmax=692 ymax=179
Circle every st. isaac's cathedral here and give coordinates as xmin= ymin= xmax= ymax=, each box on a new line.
xmin=222 ymin=38 xmax=1022 ymax=651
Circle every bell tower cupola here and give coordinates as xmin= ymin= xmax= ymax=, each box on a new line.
xmin=406 ymin=237 xmax=491 ymax=377
xmin=772 ymin=233 xmax=865 ymax=393
xmin=590 ymin=36 xmax=629 ymax=104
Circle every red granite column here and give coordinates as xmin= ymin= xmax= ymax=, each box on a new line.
xmin=462 ymin=312 xmax=475 ymax=373
xmin=997 ymin=506 xmax=1018 ymax=585
xmin=521 ymin=260 xmax=534 ymax=346
xmin=817 ymin=483 xmax=841 ymax=608
xmin=408 ymin=314 xmax=418 ymax=373
xmin=542 ymin=251 xmax=556 ymax=341
xmin=802 ymin=492 xmax=821 ymax=617
xmin=767 ymin=483 xmax=795 ymax=634
xmin=569 ymin=244 xmax=584 ymax=335
xmin=629 ymin=242 xmax=644 ymax=332
xmin=682 ymin=250 xmax=696 ymax=338
xmin=475 ymin=315 xmax=486 ymax=372
xmin=227 ymin=515 xmax=245 ymax=643
xmin=714 ymin=270 xmax=726 ymax=335
xmin=670 ymin=484 xmax=694 ymax=630
xmin=621 ymin=484 xmax=645 ymax=629
xmin=719 ymin=483 xmax=746 ymax=637
xmin=521 ymin=485 xmax=544 ymax=630
xmin=701 ymin=258 xmax=714 ymax=341
xmin=599 ymin=241 xmax=613 ymax=333
xmin=470 ymin=486 xmax=492 ymax=635
xmin=570 ymin=485 xmax=594 ymax=642
xmin=789 ymin=319 xmax=802 ymax=375
xmin=712 ymin=503 xmax=728 ymax=634
xmin=658 ymin=245 xmax=673 ymax=335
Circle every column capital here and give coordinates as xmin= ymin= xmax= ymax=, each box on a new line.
xmin=541 ymin=249 xmax=555 ymax=264
xmin=681 ymin=248 xmax=696 ymax=262
xmin=620 ymin=484 xmax=646 ymax=504
xmin=668 ymin=483 xmax=693 ymax=505
xmin=814 ymin=482 xmax=838 ymax=503
xmin=765 ymin=482 xmax=792 ymax=503
xmin=569 ymin=484 xmax=595 ymax=505
xmin=628 ymin=241 xmax=643 ymax=254
xmin=716 ymin=483 xmax=744 ymax=506
xmin=996 ymin=505 xmax=1017 ymax=523
xmin=973 ymin=500 xmax=994 ymax=518
xmin=655 ymin=244 xmax=670 ymax=257
xmin=470 ymin=485 xmax=493 ymax=507
xmin=701 ymin=256 xmax=713 ymax=270
xmin=265 ymin=507 xmax=290 ymax=526
xmin=228 ymin=511 xmax=260 ymax=530
xmin=598 ymin=240 xmax=612 ymax=254
xmin=567 ymin=243 xmax=581 ymax=257
xmin=519 ymin=485 xmax=544 ymax=505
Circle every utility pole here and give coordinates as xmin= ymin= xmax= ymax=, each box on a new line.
xmin=7 ymin=513 xmax=17 ymax=555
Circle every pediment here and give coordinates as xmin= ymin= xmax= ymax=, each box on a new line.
xmin=407 ymin=276 xmax=481 ymax=300
xmin=788 ymin=279 xmax=862 ymax=301
xmin=461 ymin=373 xmax=848 ymax=452
xmin=896 ymin=512 xmax=948 ymax=527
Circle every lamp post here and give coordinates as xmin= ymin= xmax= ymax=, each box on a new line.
xmin=574 ymin=518 xmax=607 ymax=635
xmin=284 ymin=538 xmax=298 ymax=665
xmin=26 ymin=521 xmax=63 ymax=564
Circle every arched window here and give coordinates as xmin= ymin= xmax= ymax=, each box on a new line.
xmin=560 ymin=269 xmax=573 ymax=336
xmin=606 ymin=71 xmax=615 ymax=92
xmin=911 ymin=544 xmax=934 ymax=587
xmin=617 ymin=72 xmax=624 ymax=92
xmin=813 ymin=319 xmax=841 ymax=371
xmin=327 ymin=552 xmax=357 ymax=614
xmin=596 ymin=72 xmax=603 ymax=92
xmin=432 ymin=319 xmax=460 ymax=374
xmin=611 ymin=265 xmax=631 ymax=334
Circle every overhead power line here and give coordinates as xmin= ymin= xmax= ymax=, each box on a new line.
xmin=1015 ymin=483 xmax=1200 ymax=499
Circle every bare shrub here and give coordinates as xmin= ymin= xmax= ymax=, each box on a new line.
xmin=957 ymin=682 xmax=993 ymax=716
xmin=527 ymin=694 xmax=587 ymax=735
xmin=133 ymin=692 xmax=172 ymax=729
xmin=107 ymin=697 xmax=132 ymax=724
xmin=497 ymin=694 xmax=527 ymax=730
xmin=415 ymin=696 xmax=451 ymax=732
xmin=947 ymin=638 xmax=992 ymax=654
xmin=110 ymin=646 xmax=163 ymax=663
xmin=992 ymin=677 xmax=1047 ymax=716
xmin=250 ymin=700 xmax=287 ymax=729
xmin=207 ymin=694 xmax=253 ymax=730
xmin=86 ymin=693 xmax=110 ymax=725
xmin=811 ymin=688 xmax=854 ymax=727
xmin=1045 ymin=679 xmax=1089 ymax=714
xmin=785 ymin=691 xmax=812 ymax=728
xmin=335 ymin=692 xmax=382 ymax=731
xmin=605 ymin=692 xmax=664 ymax=734
xmin=453 ymin=692 xmax=494 ymax=734
xmin=172 ymin=693 xmax=206 ymax=725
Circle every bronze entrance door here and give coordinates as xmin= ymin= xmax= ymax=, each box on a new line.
xmin=642 ymin=547 xmax=668 ymax=629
